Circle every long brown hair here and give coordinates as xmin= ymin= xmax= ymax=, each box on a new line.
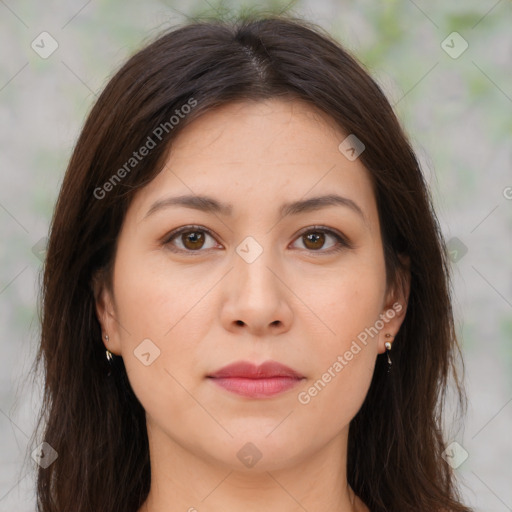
xmin=33 ymin=13 xmax=472 ymax=512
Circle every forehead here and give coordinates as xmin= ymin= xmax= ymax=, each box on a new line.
xmin=127 ymin=98 xmax=378 ymax=230
xmin=168 ymin=99 xmax=351 ymax=169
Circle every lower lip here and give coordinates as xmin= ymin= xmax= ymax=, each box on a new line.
xmin=209 ymin=376 xmax=303 ymax=398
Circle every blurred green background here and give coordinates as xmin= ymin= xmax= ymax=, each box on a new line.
xmin=1 ymin=1 xmax=511 ymax=510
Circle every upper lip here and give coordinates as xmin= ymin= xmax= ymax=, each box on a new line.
xmin=208 ymin=360 xmax=304 ymax=379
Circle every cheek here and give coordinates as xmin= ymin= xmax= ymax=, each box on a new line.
xmin=114 ymin=251 xmax=212 ymax=340
xmin=295 ymin=352 xmax=376 ymax=444
xmin=296 ymin=291 xmax=380 ymax=435
xmin=112 ymin=253 xmax=214 ymax=403
xmin=293 ymin=254 xmax=384 ymax=421
xmin=298 ymin=254 xmax=385 ymax=343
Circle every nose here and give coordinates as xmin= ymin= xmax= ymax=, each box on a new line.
xmin=220 ymin=244 xmax=293 ymax=337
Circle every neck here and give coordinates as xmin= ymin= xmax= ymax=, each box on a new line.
xmin=139 ymin=423 xmax=364 ymax=512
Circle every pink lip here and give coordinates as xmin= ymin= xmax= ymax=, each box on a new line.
xmin=207 ymin=360 xmax=305 ymax=398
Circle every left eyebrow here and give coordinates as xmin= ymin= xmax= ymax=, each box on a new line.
xmin=279 ymin=194 xmax=366 ymax=223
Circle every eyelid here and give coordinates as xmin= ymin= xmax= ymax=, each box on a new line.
xmin=161 ymin=225 xmax=222 ymax=254
xmin=162 ymin=224 xmax=352 ymax=254
xmin=291 ymin=225 xmax=353 ymax=252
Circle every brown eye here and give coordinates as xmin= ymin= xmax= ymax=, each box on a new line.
xmin=181 ymin=230 xmax=206 ymax=250
xmin=302 ymin=231 xmax=326 ymax=250
xmin=291 ymin=227 xmax=351 ymax=253
xmin=164 ymin=226 xmax=219 ymax=253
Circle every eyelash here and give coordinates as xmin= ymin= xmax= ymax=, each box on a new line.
xmin=161 ymin=224 xmax=352 ymax=255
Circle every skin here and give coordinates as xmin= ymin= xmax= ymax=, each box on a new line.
xmin=94 ymin=98 xmax=410 ymax=512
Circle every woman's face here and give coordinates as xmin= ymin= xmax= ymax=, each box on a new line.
xmin=95 ymin=98 xmax=408 ymax=472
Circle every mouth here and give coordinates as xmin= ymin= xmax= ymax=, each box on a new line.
xmin=207 ymin=360 xmax=305 ymax=398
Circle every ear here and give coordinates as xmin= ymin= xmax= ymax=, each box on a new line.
xmin=91 ymin=269 xmax=122 ymax=356
xmin=378 ymin=253 xmax=411 ymax=354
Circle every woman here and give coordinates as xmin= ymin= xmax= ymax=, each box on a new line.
xmin=33 ymin=13 xmax=473 ymax=512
